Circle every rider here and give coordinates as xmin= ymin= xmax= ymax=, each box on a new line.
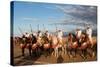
xmin=37 ymin=30 xmax=42 ymax=38
xmin=25 ymin=32 xmax=30 ymax=38
xmin=21 ymin=34 xmax=26 ymax=44
xmin=57 ymin=30 xmax=63 ymax=39
xmin=67 ymin=33 xmax=73 ymax=47
xmin=37 ymin=30 xmax=43 ymax=46
xmin=57 ymin=30 xmax=63 ymax=47
xmin=24 ymin=32 xmax=31 ymax=45
xmin=75 ymin=28 xmax=82 ymax=46
xmin=33 ymin=32 xmax=37 ymax=37
xmin=86 ymin=26 xmax=93 ymax=47
xmin=45 ymin=30 xmax=50 ymax=38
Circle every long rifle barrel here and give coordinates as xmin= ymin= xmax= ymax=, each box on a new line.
xmin=43 ymin=24 xmax=46 ymax=31
xmin=30 ymin=24 xmax=33 ymax=33
xmin=37 ymin=24 xmax=39 ymax=31
xmin=18 ymin=27 xmax=23 ymax=35
xmin=55 ymin=24 xmax=57 ymax=32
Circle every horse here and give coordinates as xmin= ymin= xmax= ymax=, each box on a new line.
xmin=67 ymin=33 xmax=90 ymax=59
xmin=50 ymin=35 xmax=60 ymax=57
xmin=61 ymin=37 xmax=67 ymax=55
xmin=13 ymin=37 xmax=19 ymax=46
xmin=52 ymin=35 xmax=64 ymax=57
xmin=57 ymin=37 xmax=66 ymax=56
xmin=19 ymin=36 xmax=27 ymax=56
xmin=69 ymin=33 xmax=97 ymax=59
xmin=31 ymin=33 xmax=51 ymax=57
xmin=31 ymin=34 xmax=39 ymax=57
xmin=75 ymin=33 xmax=89 ymax=59
xmin=67 ymin=41 xmax=78 ymax=58
xmin=50 ymin=34 xmax=67 ymax=58
xmin=20 ymin=34 xmax=37 ymax=56
xmin=86 ymin=36 xmax=97 ymax=58
xmin=78 ymin=33 xmax=97 ymax=59
xmin=41 ymin=34 xmax=51 ymax=57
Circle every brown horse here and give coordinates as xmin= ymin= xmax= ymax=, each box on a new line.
xmin=67 ymin=33 xmax=88 ymax=58
xmin=78 ymin=33 xmax=97 ymax=59
xmin=20 ymin=34 xmax=37 ymax=56
xmin=41 ymin=34 xmax=52 ymax=57
xmin=67 ymin=32 xmax=97 ymax=59
xmin=67 ymin=33 xmax=78 ymax=58
xmin=86 ymin=37 xmax=97 ymax=58
xmin=31 ymin=34 xmax=51 ymax=57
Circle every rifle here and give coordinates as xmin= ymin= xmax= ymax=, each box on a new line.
xmin=30 ymin=24 xmax=33 ymax=34
xmin=18 ymin=26 xmax=23 ymax=35
xmin=37 ymin=24 xmax=39 ymax=31
xmin=55 ymin=24 xmax=58 ymax=32
xmin=43 ymin=24 xmax=46 ymax=32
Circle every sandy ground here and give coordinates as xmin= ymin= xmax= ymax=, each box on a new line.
xmin=13 ymin=37 xmax=97 ymax=66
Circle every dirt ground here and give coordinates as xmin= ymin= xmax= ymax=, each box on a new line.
xmin=13 ymin=37 xmax=97 ymax=66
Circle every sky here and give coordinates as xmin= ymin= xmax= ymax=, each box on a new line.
xmin=11 ymin=1 xmax=97 ymax=36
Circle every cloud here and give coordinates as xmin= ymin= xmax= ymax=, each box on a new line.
xmin=22 ymin=17 xmax=38 ymax=22
xmin=56 ymin=5 xmax=97 ymax=17
xmin=57 ymin=5 xmax=96 ymax=20
xmin=54 ymin=5 xmax=97 ymax=29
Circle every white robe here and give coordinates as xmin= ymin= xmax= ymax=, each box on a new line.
xmin=57 ymin=31 xmax=63 ymax=40
xmin=76 ymin=30 xmax=82 ymax=39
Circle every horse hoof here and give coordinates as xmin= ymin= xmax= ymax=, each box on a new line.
xmin=81 ymin=55 xmax=86 ymax=60
xmin=70 ymin=55 xmax=73 ymax=58
xmin=22 ymin=54 xmax=24 ymax=56
xmin=83 ymin=57 xmax=87 ymax=60
xmin=92 ymin=52 xmax=95 ymax=58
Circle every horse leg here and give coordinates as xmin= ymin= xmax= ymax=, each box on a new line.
xmin=45 ymin=49 xmax=50 ymax=58
xmin=35 ymin=47 xmax=38 ymax=57
xmin=55 ymin=47 xmax=58 ymax=58
xmin=92 ymin=46 xmax=96 ymax=58
xmin=89 ymin=48 xmax=96 ymax=58
xmin=36 ymin=47 xmax=39 ymax=57
xmin=81 ymin=49 xmax=87 ymax=60
xmin=73 ymin=49 xmax=77 ymax=57
xmin=62 ymin=46 xmax=67 ymax=55
xmin=51 ymin=48 xmax=54 ymax=56
xmin=28 ymin=45 xmax=32 ymax=56
xmin=92 ymin=50 xmax=96 ymax=58
xmin=61 ymin=47 xmax=64 ymax=55
xmin=48 ymin=48 xmax=51 ymax=55
xmin=64 ymin=47 xmax=67 ymax=55
xmin=44 ymin=49 xmax=47 ymax=57
xmin=54 ymin=49 xmax=56 ymax=57
xmin=22 ymin=48 xmax=25 ymax=56
xmin=69 ymin=49 xmax=73 ymax=58
xmin=67 ymin=49 xmax=71 ymax=58
xmin=46 ymin=49 xmax=50 ymax=57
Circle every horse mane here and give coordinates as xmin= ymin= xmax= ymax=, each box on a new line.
xmin=71 ymin=33 xmax=77 ymax=42
xmin=30 ymin=34 xmax=37 ymax=44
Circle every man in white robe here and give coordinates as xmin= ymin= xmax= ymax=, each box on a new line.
xmin=75 ymin=29 xmax=82 ymax=46
xmin=86 ymin=26 xmax=93 ymax=47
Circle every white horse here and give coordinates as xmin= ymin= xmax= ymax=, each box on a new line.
xmin=51 ymin=35 xmax=65 ymax=58
xmin=51 ymin=35 xmax=59 ymax=57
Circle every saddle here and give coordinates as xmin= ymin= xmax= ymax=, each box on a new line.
xmin=71 ymin=42 xmax=78 ymax=49
xmin=44 ymin=43 xmax=50 ymax=49
xmin=32 ymin=43 xmax=37 ymax=50
xmin=78 ymin=42 xmax=87 ymax=50
xmin=20 ymin=43 xmax=26 ymax=48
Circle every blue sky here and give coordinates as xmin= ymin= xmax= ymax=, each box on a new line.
xmin=12 ymin=1 xmax=97 ymax=36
